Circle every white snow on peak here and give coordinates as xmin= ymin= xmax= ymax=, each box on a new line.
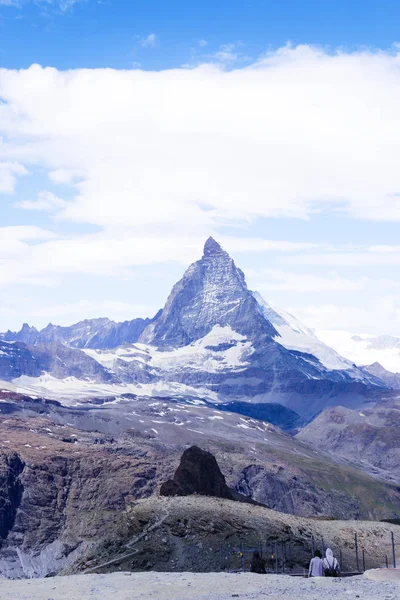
xmin=85 ymin=325 xmax=253 ymax=374
xmin=316 ymin=329 xmax=400 ymax=374
xmin=252 ymin=291 xmax=352 ymax=371
xmin=8 ymin=374 xmax=220 ymax=404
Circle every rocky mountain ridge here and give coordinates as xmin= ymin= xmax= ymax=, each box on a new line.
xmin=0 ymin=238 xmax=392 ymax=420
xmin=297 ymin=400 xmax=400 ymax=482
xmin=1 ymin=316 xmax=158 ymax=350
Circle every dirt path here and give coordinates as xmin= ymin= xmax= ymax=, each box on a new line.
xmin=0 ymin=571 xmax=399 ymax=600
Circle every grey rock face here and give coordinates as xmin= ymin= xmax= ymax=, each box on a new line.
xmin=364 ymin=362 xmax=400 ymax=389
xmin=0 ymin=341 xmax=41 ymax=380
xmin=140 ymin=237 xmax=278 ymax=347
xmin=160 ymin=445 xmax=235 ymax=499
xmin=0 ymin=340 xmax=114 ymax=383
xmin=235 ymin=464 xmax=360 ymax=518
xmin=296 ymin=402 xmax=400 ymax=480
xmin=30 ymin=341 xmax=116 ymax=382
xmin=2 ymin=316 xmax=157 ymax=350
xmin=0 ymin=452 xmax=24 ymax=541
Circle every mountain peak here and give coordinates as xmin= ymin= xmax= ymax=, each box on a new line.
xmin=140 ymin=236 xmax=278 ymax=347
xmin=203 ymin=237 xmax=227 ymax=258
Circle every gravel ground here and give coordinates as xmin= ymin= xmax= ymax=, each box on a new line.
xmin=0 ymin=571 xmax=399 ymax=600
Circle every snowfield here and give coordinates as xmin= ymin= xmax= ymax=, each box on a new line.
xmin=5 ymin=375 xmax=220 ymax=403
xmin=84 ymin=325 xmax=254 ymax=373
xmin=0 ymin=571 xmax=399 ymax=600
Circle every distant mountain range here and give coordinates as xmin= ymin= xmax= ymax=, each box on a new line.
xmin=0 ymin=237 xmax=394 ymax=419
xmin=316 ymin=329 xmax=400 ymax=375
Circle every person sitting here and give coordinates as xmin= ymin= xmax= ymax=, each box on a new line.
xmin=308 ymin=549 xmax=323 ymax=577
xmin=250 ymin=550 xmax=267 ymax=574
xmin=323 ymin=548 xmax=340 ymax=577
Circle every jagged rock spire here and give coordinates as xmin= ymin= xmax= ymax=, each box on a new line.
xmin=139 ymin=236 xmax=278 ymax=347
xmin=203 ymin=237 xmax=228 ymax=258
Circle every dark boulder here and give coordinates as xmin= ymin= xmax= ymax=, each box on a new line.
xmin=160 ymin=446 xmax=234 ymax=499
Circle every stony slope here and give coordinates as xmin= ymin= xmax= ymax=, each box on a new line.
xmin=1 ymin=390 xmax=400 ymax=578
xmin=364 ymin=362 xmax=400 ymax=389
xmin=70 ymin=495 xmax=400 ymax=575
xmin=296 ymin=401 xmax=400 ymax=482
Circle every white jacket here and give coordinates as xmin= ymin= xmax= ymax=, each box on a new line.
xmin=323 ymin=548 xmax=340 ymax=573
xmin=308 ymin=556 xmax=323 ymax=577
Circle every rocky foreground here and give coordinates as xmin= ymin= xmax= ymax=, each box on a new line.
xmin=0 ymin=571 xmax=399 ymax=600
xmin=68 ymin=496 xmax=400 ymax=575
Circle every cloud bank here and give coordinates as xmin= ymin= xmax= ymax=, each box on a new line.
xmin=1 ymin=45 xmax=400 ymax=331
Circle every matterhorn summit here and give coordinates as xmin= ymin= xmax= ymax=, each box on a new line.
xmin=0 ymin=237 xmax=390 ymax=418
xmin=139 ymin=237 xmax=277 ymax=347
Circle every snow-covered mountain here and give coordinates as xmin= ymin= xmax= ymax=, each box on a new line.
xmin=1 ymin=316 xmax=158 ymax=349
xmin=316 ymin=330 xmax=400 ymax=374
xmin=1 ymin=238 xmax=392 ymax=418
xmin=252 ymin=292 xmax=353 ymax=371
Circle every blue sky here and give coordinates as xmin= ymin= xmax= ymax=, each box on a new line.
xmin=1 ymin=0 xmax=400 ymax=339
xmin=2 ymin=0 xmax=400 ymax=71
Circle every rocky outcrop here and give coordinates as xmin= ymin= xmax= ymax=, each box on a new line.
xmin=0 ymin=341 xmax=41 ymax=380
xmin=235 ymin=464 xmax=360 ymax=518
xmin=0 ymin=412 xmax=173 ymax=578
xmin=160 ymin=446 xmax=234 ymax=499
xmin=0 ymin=452 xmax=24 ymax=541
xmin=29 ymin=341 xmax=116 ymax=382
xmin=0 ymin=339 xmax=114 ymax=383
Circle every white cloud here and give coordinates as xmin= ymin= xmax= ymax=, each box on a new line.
xmin=140 ymin=33 xmax=157 ymax=48
xmin=212 ymin=43 xmax=240 ymax=64
xmin=0 ymin=0 xmax=83 ymax=9
xmin=291 ymin=296 xmax=400 ymax=335
xmin=198 ymin=39 xmax=208 ymax=48
xmin=0 ymin=162 xmax=27 ymax=193
xmin=0 ymin=299 xmax=155 ymax=327
xmin=2 ymin=46 xmax=400 ymax=331
xmin=284 ymin=251 xmax=400 ymax=267
xmin=0 ymin=225 xmax=57 ymax=241
xmin=221 ymin=237 xmax=325 ymax=253
xmin=252 ymin=268 xmax=366 ymax=293
xmin=17 ymin=190 xmax=67 ymax=211
xmin=2 ymin=45 xmax=400 ymax=238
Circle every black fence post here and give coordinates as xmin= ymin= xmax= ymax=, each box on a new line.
xmin=282 ymin=542 xmax=285 ymax=573
xmin=241 ymin=542 xmax=245 ymax=572
xmin=391 ymin=532 xmax=396 ymax=569
xmin=355 ymin=533 xmax=360 ymax=572
xmin=321 ymin=538 xmax=325 ymax=557
xmin=386 ymin=554 xmax=389 ymax=569
xmin=275 ymin=542 xmax=278 ymax=574
xmin=362 ymin=549 xmax=365 ymax=572
xmin=339 ymin=549 xmax=343 ymax=572
xmin=311 ymin=536 xmax=315 ymax=557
